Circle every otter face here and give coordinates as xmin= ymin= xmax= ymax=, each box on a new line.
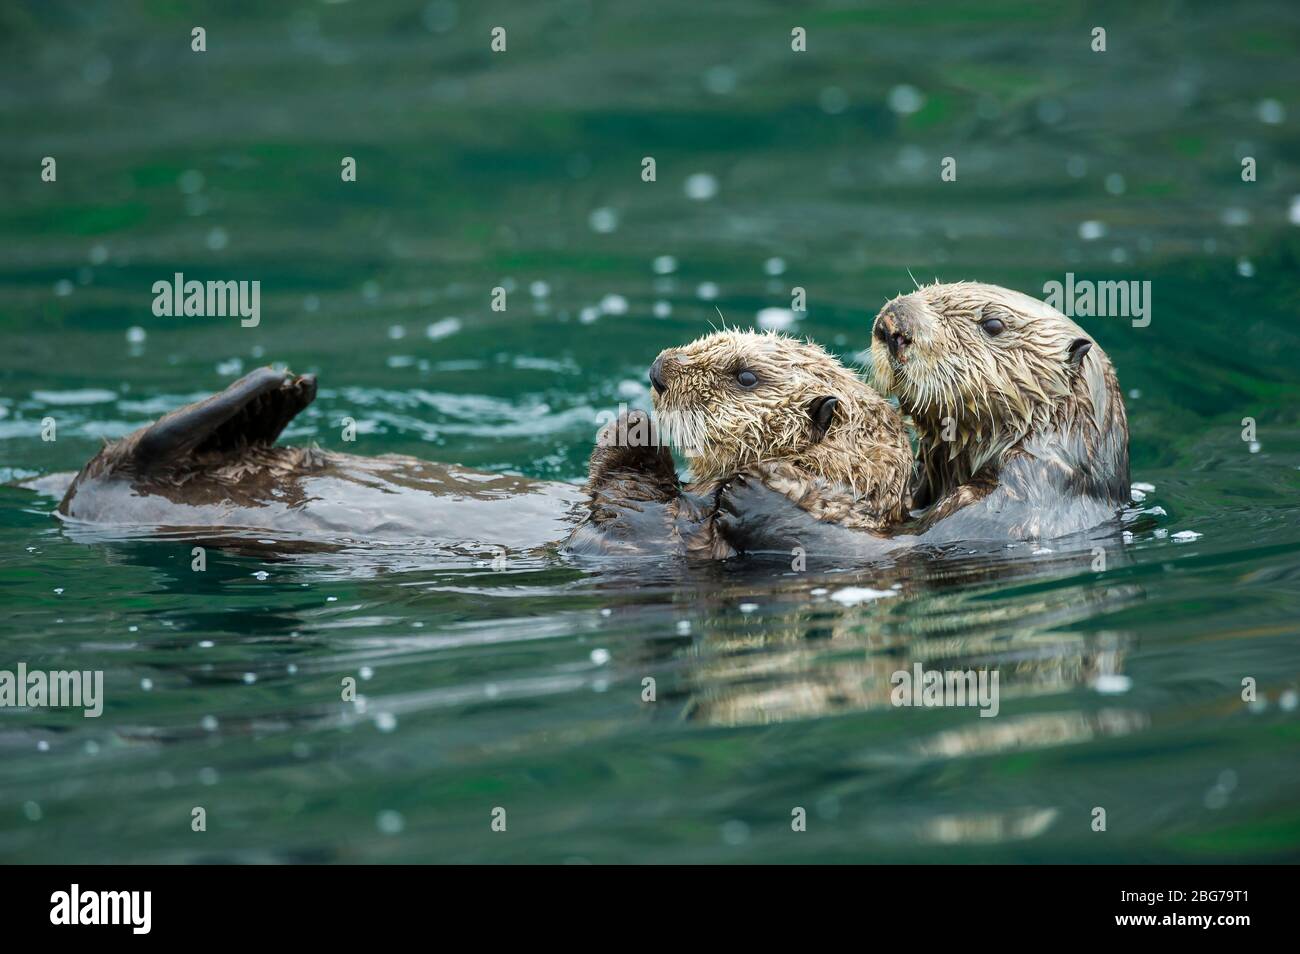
xmin=870 ymin=282 xmax=1094 ymax=447
xmin=648 ymin=330 xmax=852 ymax=482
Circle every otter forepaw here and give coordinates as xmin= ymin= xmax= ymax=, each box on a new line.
xmin=587 ymin=410 xmax=678 ymax=493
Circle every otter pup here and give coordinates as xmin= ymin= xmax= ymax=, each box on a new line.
xmin=646 ymin=329 xmax=913 ymax=544
xmin=870 ymin=281 xmax=1130 ymax=540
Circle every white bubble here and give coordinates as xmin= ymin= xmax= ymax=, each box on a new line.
xmin=425 ymin=317 xmax=462 ymax=340
xmin=829 ymin=586 xmax=898 ymax=606
xmin=756 ymin=307 xmax=797 ymax=332
xmin=1078 ymin=220 xmax=1107 ymax=241
xmin=590 ymin=648 xmax=611 ymax=665
xmin=201 ymin=715 xmax=219 ymax=732
xmin=23 ymin=801 xmax=42 ymax=822
xmin=887 ymin=84 xmax=925 ymax=115
xmin=377 ymin=810 xmax=405 ymax=835
xmin=205 ymin=227 xmax=229 ymax=251
xmin=1221 ymin=207 xmax=1251 ymax=227
xmin=599 ymin=293 xmax=629 ymax=315
xmin=1171 ymin=530 xmax=1202 ymax=542
xmin=529 ymin=280 xmax=550 ymax=298
xmin=360 ymin=666 xmax=374 ymax=681
xmin=89 ymin=243 xmax=109 ymax=265
xmin=579 ymin=306 xmax=600 ymax=324
xmin=652 ymin=255 xmax=678 ymax=275
xmin=652 ymin=300 xmax=672 ymax=318
xmin=1289 ymin=195 xmax=1300 ymax=226
xmin=1256 ymin=98 xmax=1285 ymax=124
xmin=141 ymin=678 xmax=154 ymax=691
xmin=387 ymin=324 xmax=406 ymax=340
xmin=684 ymin=172 xmax=719 ymax=201
xmin=1280 ymin=689 xmax=1298 ymax=711
xmin=54 ymin=279 xmax=74 ymax=297
xmin=738 ymin=603 xmax=758 ymax=614
xmin=696 ymin=282 xmax=719 ymax=301
xmin=675 ymin=620 xmax=691 ymax=635
xmin=242 ymin=672 xmax=257 ymax=684
xmin=126 ymin=326 xmax=147 ymax=344
xmin=1237 ymin=258 xmax=1255 ymax=278
xmin=199 ymin=766 xmax=219 ymax=785
xmin=721 ymin=819 xmax=751 ymax=845
xmin=375 ymin=711 xmax=398 ymax=732
xmin=1066 ymin=155 xmax=1088 ymax=178
xmin=763 ymin=257 xmax=787 ymax=276
xmin=1104 ymin=173 xmax=1126 ymax=195
xmin=1093 ymin=674 xmax=1132 ymax=694
xmin=588 ymin=206 xmax=619 ymax=233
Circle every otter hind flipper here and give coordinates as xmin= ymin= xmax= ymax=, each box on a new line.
xmin=132 ymin=367 xmax=317 ymax=468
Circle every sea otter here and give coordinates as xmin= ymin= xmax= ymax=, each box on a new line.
xmin=869 ymin=281 xmax=1130 ymax=540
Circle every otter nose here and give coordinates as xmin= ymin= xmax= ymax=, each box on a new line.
xmin=874 ymin=309 xmax=913 ymax=360
xmin=649 ymin=356 xmax=668 ymax=395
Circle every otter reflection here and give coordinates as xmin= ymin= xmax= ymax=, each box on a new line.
xmin=620 ymin=547 xmax=1144 ymax=731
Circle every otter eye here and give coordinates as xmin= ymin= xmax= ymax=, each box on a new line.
xmin=980 ymin=317 xmax=1005 ymax=336
xmin=736 ymin=369 xmax=759 ymax=389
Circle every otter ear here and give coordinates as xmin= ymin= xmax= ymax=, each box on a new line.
xmin=807 ymin=395 xmax=839 ymax=442
xmin=1067 ymin=338 xmax=1093 ymax=368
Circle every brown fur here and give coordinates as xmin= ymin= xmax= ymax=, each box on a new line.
xmin=650 ymin=330 xmax=912 ymax=531
xmin=869 ymin=282 xmax=1130 ymax=522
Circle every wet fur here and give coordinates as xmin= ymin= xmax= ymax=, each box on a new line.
xmin=870 ymin=281 xmax=1130 ymax=539
xmin=650 ymin=329 xmax=913 ymax=532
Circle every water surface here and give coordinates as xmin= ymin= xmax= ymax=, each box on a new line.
xmin=2 ymin=1 xmax=1299 ymax=862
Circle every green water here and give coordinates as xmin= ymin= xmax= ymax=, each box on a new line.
xmin=2 ymin=1 xmax=1299 ymax=863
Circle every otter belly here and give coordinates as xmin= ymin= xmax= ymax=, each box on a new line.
xmin=59 ymin=451 xmax=586 ymax=551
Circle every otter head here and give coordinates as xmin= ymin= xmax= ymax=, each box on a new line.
xmin=649 ymin=329 xmax=912 ymax=521
xmin=870 ymin=281 xmax=1128 ymax=503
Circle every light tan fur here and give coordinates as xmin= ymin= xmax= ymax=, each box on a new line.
xmin=869 ymin=281 xmax=1129 ymax=512
xmin=651 ymin=329 xmax=912 ymax=529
